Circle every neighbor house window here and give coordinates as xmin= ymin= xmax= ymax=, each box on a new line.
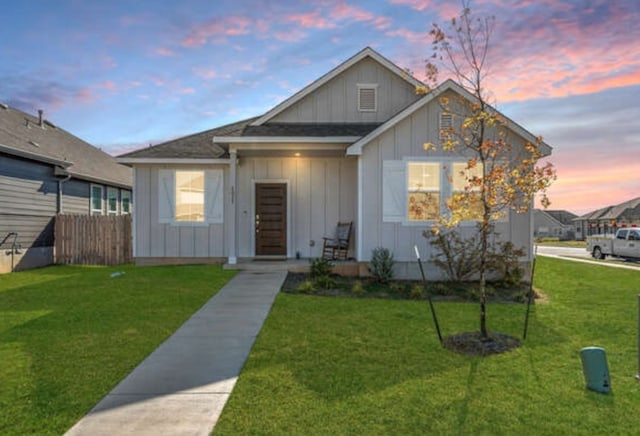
xmin=158 ymin=169 xmax=223 ymax=224
xmin=121 ymin=190 xmax=131 ymax=214
xmin=176 ymin=171 xmax=205 ymax=222
xmin=407 ymin=162 xmax=440 ymax=221
xmin=107 ymin=187 xmax=118 ymax=215
xmin=357 ymin=84 xmax=378 ymax=112
xmin=90 ymin=184 xmax=104 ymax=214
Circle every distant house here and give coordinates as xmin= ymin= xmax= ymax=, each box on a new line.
xmin=118 ymin=47 xmax=552 ymax=279
xmin=534 ymin=209 xmax=577 ymax=240
xmin=574 ymin=197 xmax=640 ymax=240
xmin=0 ymin=104 xmax=132 ymax=273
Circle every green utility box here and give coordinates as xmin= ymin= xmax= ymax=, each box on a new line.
xmin=580 ymin=347 xmax=611 ymax=394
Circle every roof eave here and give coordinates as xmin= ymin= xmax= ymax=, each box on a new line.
xmin=0 ymin=142 xmax=73 ymax=168
xmin=116 ymin=157 xmax=231 ymax=165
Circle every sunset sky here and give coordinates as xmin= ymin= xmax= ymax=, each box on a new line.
xmin=1 ymin=0 xmax=638 ymax=215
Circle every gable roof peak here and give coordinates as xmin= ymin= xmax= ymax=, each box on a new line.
xmin=250 ymin=46 xmax=423 ymax=126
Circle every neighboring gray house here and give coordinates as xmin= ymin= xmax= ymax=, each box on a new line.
xmin=534 ymin=209 xmax=577 ymax=240
xmin=0 ymin=104 xmax=132 ymax=273
xmin=118 ymin=47 xmax=552 ymax=278
xmin=574 ymin=197 xmax=640 ymax=240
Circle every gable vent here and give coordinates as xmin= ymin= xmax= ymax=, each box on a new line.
xmin=439 ymin=112 xmax=453 ymax=141
xmin=358 ymin=84 xmax=378 ymax=112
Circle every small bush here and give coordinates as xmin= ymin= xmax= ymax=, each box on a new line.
xmin=313 ymin=275 xmax=336 ymax=290
xmin=351 ymin=280 xmax=365 ymax=296
xmin=296 ymin=280 xmax=316 ymax=293
xmin=431 ymin=282 xmax=453 ymax=296
xmin=310 ymin=257 xmax=333 ymax=278
xmin=367 ymin=247 xmax=395 ymax=284
xmin=389 ymin=282 xmax=406 ymax=296
xmin=410 ymin=284 xmax=424 ymax=300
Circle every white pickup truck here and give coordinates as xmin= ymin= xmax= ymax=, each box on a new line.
xmin=587 ymin=228 xmax=640 ymax=260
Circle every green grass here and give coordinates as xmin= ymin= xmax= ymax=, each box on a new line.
xmin=0 ymin=264 xmax=235 ymax=435
xmin=215 ymin=257 xmax=640 ymax=434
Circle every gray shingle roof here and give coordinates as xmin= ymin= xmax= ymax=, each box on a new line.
xmin=576 ymin=197 xmax=640 ymax=221
xmin=0 ymin=105 xmax=131 ymax=188
xmin=544 ymin=210 xmax=578 ymax=225
xmin=241 ymin=123 xmax=382 ymax=137
xmin=119 ymin=117 xmax=258 ymax=159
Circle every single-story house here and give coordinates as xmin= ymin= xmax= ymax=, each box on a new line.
xmin=534 ymin=209 xmax=577 ymax=240
xmin=0 ymin=104 xmax=132 ymax=273
xmin=118 ymin=47 xmax=551 ymax=279
xmin=574 ymin=197 xmax=640 ymax=240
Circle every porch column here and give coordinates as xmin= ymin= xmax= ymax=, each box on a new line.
xmin=228 ymin=150 xmax=237 ymax=264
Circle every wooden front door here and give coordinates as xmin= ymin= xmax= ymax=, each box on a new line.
xmin=255 ymin=183 xmax=287 ymax=256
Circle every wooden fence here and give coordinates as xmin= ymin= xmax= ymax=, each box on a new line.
xmin=55 ymin=214 xmax=132 ymax=265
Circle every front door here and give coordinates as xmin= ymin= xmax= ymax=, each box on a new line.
xmin=255 ymin=183 xmax=287 ymax=256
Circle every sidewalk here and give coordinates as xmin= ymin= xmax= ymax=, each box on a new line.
xmin=66 ymin=270 xmax=287 ymax=436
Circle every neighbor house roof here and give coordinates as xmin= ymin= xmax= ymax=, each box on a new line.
xmin=0 ymin=104 xmax=131 ymax=188
xmin=118 ymin=117 xmax=257 ymax=162
xmin=346 ymin=79 xmax=553 ymax=156
xmin=544 ymin=210 xmax=578 ymax=225
xmin=577 ymin=197 xmax=640 ymax=221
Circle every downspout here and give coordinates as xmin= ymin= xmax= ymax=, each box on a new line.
xmin=228 ymin=150 xmax=238 ymax=264
xmin=57 ymin=173 xmax=72 ymax=213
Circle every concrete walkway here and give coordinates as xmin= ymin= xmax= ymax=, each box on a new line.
xmin=66 ymin=270 xmax=287 ymax=436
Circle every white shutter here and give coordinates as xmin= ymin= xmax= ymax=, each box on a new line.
xmin=382 ymin=160 xmax=406 ymax=222
xmin=158 ymin=169 xmax=175 ymax=223
xmin=205 ymin=169 xmax=224 ymax=223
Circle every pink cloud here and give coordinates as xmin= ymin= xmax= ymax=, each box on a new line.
xmin=285 ymin=10 xmax=336 ymax=29
xmin=182 ymin=16 xmax=252 ymax=47
xmin=331 ymin=3 xmax=392 ymax=30
xmin=385 ymin=28 xmax=429 ymax=43
xmin=155 ymin=47 xmax=176 ymax=57
xmin=389 ymin=0 xmax=431 ymax=11
xmin=192 ymin=67 xmax=217 ymax=80
xmin=98 ymin=81 xmax=117 ymax=91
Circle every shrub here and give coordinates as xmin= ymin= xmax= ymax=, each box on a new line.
xmin=296 ymin=280 xmax=316 ymax=293
xmin=428 ymin=229 xmax=480 ymax=282
xmin=410 ymin=284 xmax=424 ymax=300
xmin=313 ymin=275 xmax=336 ymax=290
xmin=310 ymin=257 xmax=333 ymax=278
xmin=389 ymin=282 xmax=406 ymax=296
xmin=367 ymin=247 xmax=395 ymax=284
xmin=351 ymin=280 xmax=365 ymax=296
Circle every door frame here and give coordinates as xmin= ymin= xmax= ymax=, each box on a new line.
xmin=250 ymin=179 xmax=291 ymax=258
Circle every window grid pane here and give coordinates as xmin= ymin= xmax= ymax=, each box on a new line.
xmin=407 ymin=162 xmax=440 ymax=221
xmin=175 ymin=171 xmax=204 ymax=222
xmin=91 ymin=186 xmax=103 ymax=212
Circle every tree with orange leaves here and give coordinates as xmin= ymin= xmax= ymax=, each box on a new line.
xmin=422 ymin=1 xmax=556 ymax=341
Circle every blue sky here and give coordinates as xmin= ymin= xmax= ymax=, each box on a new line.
xmin=1 ymin=0 xmax=639 ymax=214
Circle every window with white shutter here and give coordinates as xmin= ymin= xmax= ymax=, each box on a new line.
xmin=358 ymin=84 xmax=378 ymax=112
xmin=158 ymin=169 xmax=224 ymax=224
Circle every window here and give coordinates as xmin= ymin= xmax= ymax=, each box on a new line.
xmin=158 ymin=169 xmax=223 ymax=224
xmin=90 ymin=184 xmax=103 ymax=214
xmin=357 ymin=84 xmax=378 ymax=112
xmin=107 ymin=187 xmax=118 ymax=215
xmin=407 ymin=163 xmax=440 ymax=221
xmin=121 ymin=191 xmax=131 ymax=214
xmin=382 ymin=159 xmax=496 ymax=224
xmin=176 ymin=171 xmax=204 ymax=222
xmin=451 ymin=162 xmax=483 ymax=221
xmin=617 ymin=230 xmax=628 ymax=240
xmin=630 ymin=230 xmax=640 ymax=241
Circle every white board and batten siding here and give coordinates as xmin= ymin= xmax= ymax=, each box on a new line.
xmin=359 ymin=95 xmax=533 ymax=271
xmin=236 ymin=157 xmax=357 ymax=258
xmin=133 ymin=165 xmax=229 ymax=260
xmin=271 ymin=57 xmax=419 ymax=124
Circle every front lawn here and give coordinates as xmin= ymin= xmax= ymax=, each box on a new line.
xmin=0 ymin=264 xmax=235 ymax=435
xmin=215 ymin=257 xmax=640 ymax=434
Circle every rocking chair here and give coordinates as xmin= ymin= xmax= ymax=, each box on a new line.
xmin=322 ymin=221 xmax=352 ymax=260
